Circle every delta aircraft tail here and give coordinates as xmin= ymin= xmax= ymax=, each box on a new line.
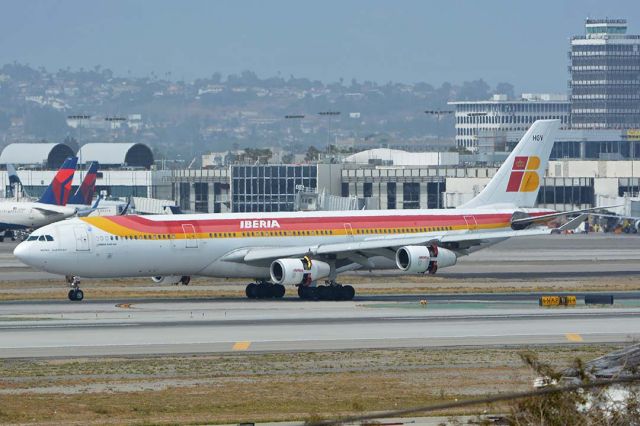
xmin=38 ymin=157 xmax=78 ymax=206
xmin=461 ymin=119 xmax=560 ymax=209
xmin=69 ymin=161 xmax=99 ymax=205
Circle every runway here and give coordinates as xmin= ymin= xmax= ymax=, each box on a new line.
xmin=2 ymin=233 xmax=640 ymax=282
xmin=0 ymin=233 xmax=639 ymax=359
xmin=1 ymin=297 xmax=639 ymax=358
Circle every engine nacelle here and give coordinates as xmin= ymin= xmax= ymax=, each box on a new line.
xmin=270 ymin=258 xmax=331 ymax=285
xmin=151 ymin=275 xmax=183 ymax=285
xmin=396 ymin=245 xmax=457 ymax=274
xmin=635 ymin=220 xmax=640 ymax=233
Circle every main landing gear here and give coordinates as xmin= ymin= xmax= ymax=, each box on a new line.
xmin=245 ymin=281 xmax=286 ymax=299
xmin=65 ymin=275 xmax=84 ymax=301
xmin=297 ymin=282 xmax=355 ymax=301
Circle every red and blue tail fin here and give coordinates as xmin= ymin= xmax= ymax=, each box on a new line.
xmin=69 ymin=162 xmax=99 ymax=206
xmin=38 ymin=157 xmax=78 ymax=206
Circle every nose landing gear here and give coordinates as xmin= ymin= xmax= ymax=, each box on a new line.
xmin=66 ymin=275 xmax=84 ymax=301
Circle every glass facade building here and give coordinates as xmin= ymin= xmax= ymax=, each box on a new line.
xmin=570 ymin=19 xmax=640 ymax=129
xmin=231 ymin=164 xmax=317 ymax=212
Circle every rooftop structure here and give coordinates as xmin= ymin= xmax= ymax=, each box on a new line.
xmin=0 ymin=143 xmax=74 ymax=168
xmin=342 ymin=148 xmax=458 ymax=166
xmin=77 ymin=143 xmax=154 ymax=169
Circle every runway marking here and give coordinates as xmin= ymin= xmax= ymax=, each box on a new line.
xmin=232 ymin=341 xmax=251 ymax=351
xmin=565 ymin=333 xmax=584 ymax=342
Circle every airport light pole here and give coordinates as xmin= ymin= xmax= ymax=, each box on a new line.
xmin=423 ymin=110 xmax=454 ymax=209
xmin=318 ymin=111 xmax=341 ymax=148
xmin=283 ymin=114 xmax=305 ymax=157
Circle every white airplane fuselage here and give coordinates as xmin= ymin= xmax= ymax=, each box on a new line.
xmin=0 ymin=201 xmax=77 ymax=231
xmin=15 ymin=206 xmax=551 ymax=279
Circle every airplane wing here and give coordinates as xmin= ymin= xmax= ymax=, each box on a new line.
xmin=33 ymin=207 xmax=66 ymax=216
xmin=511 ymin=205 xmax=622 ymax=227
xmin=222 ymin=227 xmax=552 ymax=265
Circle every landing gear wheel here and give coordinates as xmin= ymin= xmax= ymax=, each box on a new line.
xmin=255 ymin=283 xmax=268 ymax=299
xmin=298 ymin=286 xmax=318 ymax=301
xmin=180 ymin=276 xmax=191 ymax=286
xmin=246 ymin=283 xmax=257 ymax=299
xmin=317 ymin=286 xmax=329 ymax=300
xmin=66 ymin=276 xmax=84 ymax=301
xmin=298 ymin=283 xmax=355 ymax=301
xmin=273 ymin=284 xmax=286 ymax=298
xmin=68 ymin=289 xmax=84 ymax=301
xmin=329 ymin=286 xmax=342 ymax=301
xmin=343 ymin=285 xmax=355 ymax=301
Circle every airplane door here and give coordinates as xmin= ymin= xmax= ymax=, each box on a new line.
xmin=344 ymin=223 xmax=354 ymax=239
xmin=182 ymin=224 xmax=198 ymax=248
xmin=73 ymin=226 xmax=90 ymax=251
xmin=463 ymin=215 xmax=478 ymax=231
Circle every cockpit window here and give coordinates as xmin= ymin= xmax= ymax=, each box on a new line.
xmin=27 ymin=236 xmax=38 ymax=241
xmin=38 ymin=236 xmax=46 ymax=241
xmin=45 ymin=235 xmax=54 ymax=241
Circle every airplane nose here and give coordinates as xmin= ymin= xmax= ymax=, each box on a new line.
xmin=13 ymin=242 xmax=34 ymax=266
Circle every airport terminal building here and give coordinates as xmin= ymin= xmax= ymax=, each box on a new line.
xmin=0 ymin=141 xmax=638 ymax=214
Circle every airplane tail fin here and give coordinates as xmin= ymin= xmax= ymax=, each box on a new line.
xmin=461 ymin=119 xmax=560 ymax=209
xmin=6 ymin=164 xmax=24 ymax=198
xmin=38 ymin=157 xmax=78 ymax=206
xmin=7 ymin=164 xmax=21 ymax=186
xmin=69 ymin=161 xmax=99 ymax=205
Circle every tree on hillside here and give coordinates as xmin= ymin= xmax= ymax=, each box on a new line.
xmin=305 ymin=145 xmax=320 ymax=162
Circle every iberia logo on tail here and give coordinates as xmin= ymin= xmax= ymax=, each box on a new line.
xmin=506 ymin=156 xmax=540 ymax=192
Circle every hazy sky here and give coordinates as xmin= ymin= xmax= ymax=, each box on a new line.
xmin=1 ymin=0 xmax=638 ymax=92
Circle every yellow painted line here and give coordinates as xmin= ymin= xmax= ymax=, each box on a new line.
xmin=232 ymin=341 xmax=251 ymax=351
xmin=565 ymin=333 xmax=583 ymax=342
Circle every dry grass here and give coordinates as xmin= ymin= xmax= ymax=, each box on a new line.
xmin=1 ymin=273 xmax=639 ymax=301
xmin=0 ymin=345 xmax=620 ymax=425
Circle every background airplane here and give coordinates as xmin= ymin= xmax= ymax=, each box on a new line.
xmin=0 ymin=157 xmax=78 ymax=242
xmin=68 ymin=162 xmax=100 ymax=217
xmin=15 ymin=120 xmax=598 ymax=301
xmin=6 ymin=163 xmax=27 ymax=199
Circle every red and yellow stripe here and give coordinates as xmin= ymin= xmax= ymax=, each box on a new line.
xmin=81 ymin=212 xmax=519 ymax=240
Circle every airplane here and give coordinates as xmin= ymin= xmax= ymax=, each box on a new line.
xmin=68 ymin=162 xmax=100 ymax=216
xmin=0 ymin=157 xmax=79 ymax=242
xmin=15 ymin=120 xmax=595 ymax=302
xmin=6 ymin=163 xmax=27 ymax=198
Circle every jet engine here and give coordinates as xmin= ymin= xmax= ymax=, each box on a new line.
xmin=151 ymin=275 xmax=190 ymax=285
xmin=270 ymin=257 xmax=331 ymax=286
xmin=395 ymin=245 xmax=457 ymax=274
